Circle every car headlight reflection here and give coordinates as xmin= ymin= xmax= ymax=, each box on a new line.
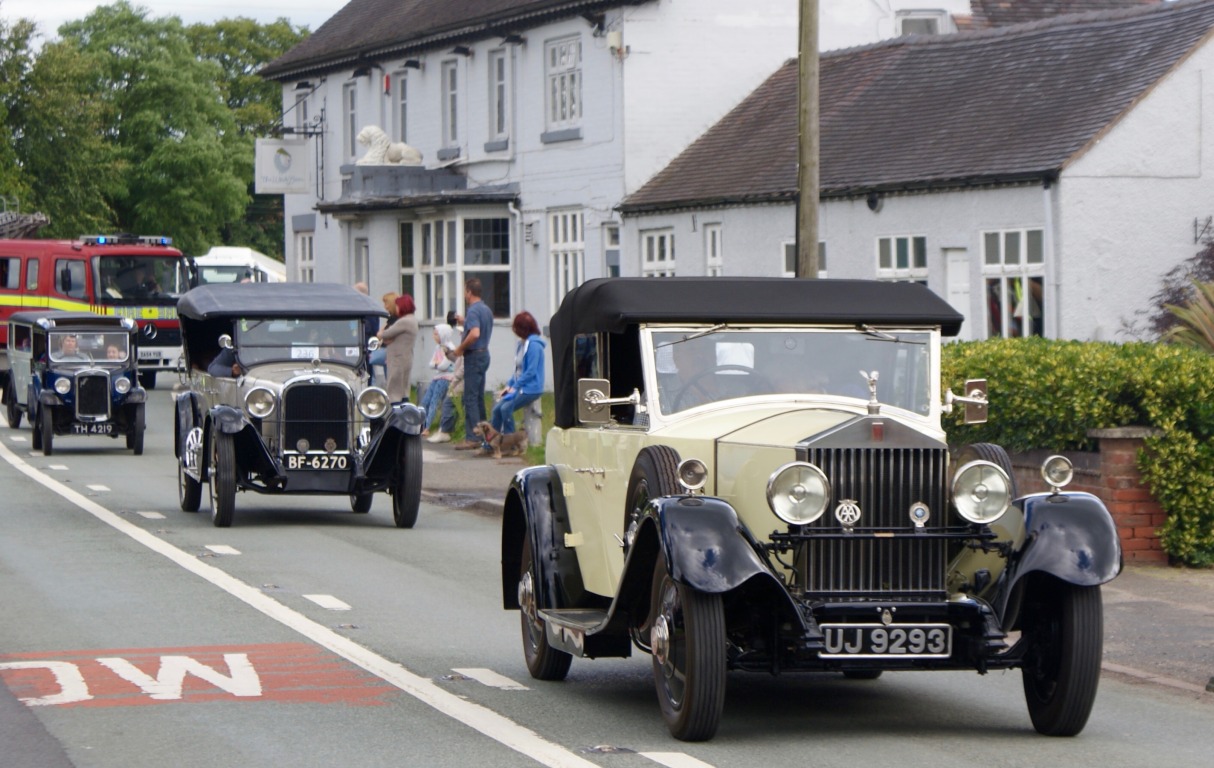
xmin=244 ymin=387 xmax=276 ymax=419
xmin=54 ymin=377 xmax=72 ymax=395
xmin=358 ymin=387 xmax=390 ymax=419
xmin=952 ymin=460 xmax=1011 ymax=524
xmin=114 ymin=376 xmax=131 ymax=394
xmin=767 ymin=462 xmax=831 ymax=525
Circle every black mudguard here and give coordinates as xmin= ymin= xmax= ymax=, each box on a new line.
xmin=363 ymin=402 xmax=426 ymax=479
xmin=996 ymin=491 xmax=1123 ymax=619
xmin=501 ymin=465 xmax=586 ymax=611
xmin=647 ymin=496 xmax=775 ymax=594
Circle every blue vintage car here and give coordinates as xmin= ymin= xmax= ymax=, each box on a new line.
xmin=2 ymin=310 xmax=147 ymax=455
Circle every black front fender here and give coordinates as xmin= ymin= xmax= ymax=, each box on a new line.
xmin=998 ymin=492 xmax=1123 ymax=617
xmin=650 ymin=496 xmax=772 ymax=594
xmin=501 ymin=466 xmax=585 ymax=611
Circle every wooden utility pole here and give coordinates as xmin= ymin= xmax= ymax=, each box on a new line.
xmin=796 ymin=0 xmax=820 ymax=278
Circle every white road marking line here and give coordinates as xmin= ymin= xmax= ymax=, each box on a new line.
xmin=423 ymin=450 xmax=456 ymax=463
xmin=640 ymin=753 xmax=718 ymax=768
xmin=48 ymin=464 xmax=68 ymax=470
xmin=9 ymin=436 xmax=26 ymax=442
xmin=205 ymin=544 xmax=241 ymax=556
xmin=137 ymin=511 xmax=166 ymax=519
xmin=303 ymin=594 xmax=352 ymax=611
xmin=0 ymin=438 xmax=599 ymax=768
xmin=87 ymin=484 xmax=110 ymax=492
xmin=451 ymin=668 xmax=530 ymax=691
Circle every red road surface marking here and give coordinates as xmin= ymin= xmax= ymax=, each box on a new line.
xmin=0 ymin=643 xmax=395 ymax=707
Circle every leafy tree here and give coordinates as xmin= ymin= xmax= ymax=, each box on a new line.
xmin=185 ymin=16 xmax=308 ymax=259
xmin=49 ymin=2 xmax=248 ymax=254
xmin=0 ymin=11 xmax=36 ymax=211
xmin=1165 ymin=280 xmax=1214 ymax=354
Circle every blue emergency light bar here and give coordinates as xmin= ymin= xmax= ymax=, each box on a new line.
xmin=79 ymin=235 xmax=173 ymax=247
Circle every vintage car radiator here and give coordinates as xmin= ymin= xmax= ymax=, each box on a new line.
xmin=76 ymin=374 xmax=111 ymax=419
xmin=798 ymin=446 xmax=950 ymax=598
xmin=282 ymin=383 xmax=350 ymax=452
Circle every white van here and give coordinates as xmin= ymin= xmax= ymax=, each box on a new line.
xmin=192 ymin=247 xmax=286 ymax=285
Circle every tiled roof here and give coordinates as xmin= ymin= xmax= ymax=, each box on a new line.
xmin=261 ymin=0 xmax=644 ymax=79
xmin=620 ymin=0 xmax=1214 ymax=213
xmin=969 ymin=0 xmax=1161 ymax=28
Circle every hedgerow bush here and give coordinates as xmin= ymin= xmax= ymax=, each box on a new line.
xmin=942 ymin=338 xmax=1214 ymax=566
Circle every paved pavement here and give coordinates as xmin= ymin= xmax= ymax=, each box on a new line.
xmin=421 ymin=437 xmax=1214 ymax=698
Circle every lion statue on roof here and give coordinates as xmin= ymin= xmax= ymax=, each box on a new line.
xmin=356 ymin=125 xmax=423 ymax=166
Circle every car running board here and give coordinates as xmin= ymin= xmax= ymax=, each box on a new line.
xmin=538 ymin=608 xmax=632 ymax=658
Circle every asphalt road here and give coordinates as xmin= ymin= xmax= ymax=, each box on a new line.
xmin=0 ymin=386 xmax=1211 ymax=767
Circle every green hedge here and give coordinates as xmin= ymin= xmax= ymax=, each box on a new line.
xmin=942 ymin=338 xmax=1214 ymax=566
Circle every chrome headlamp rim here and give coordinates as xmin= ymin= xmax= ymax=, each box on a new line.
xmin=766 ymin=461 xmax=831 ymax=526
xmin=952 ymin=459 xmax=1012 ymax=524
xmin=243 ymin=386 xmax=277 ymax=419
xmin=677 ymin=458 xmax=708 ymax=492
xmin=54 ymin=377 xmax=72 ymax=395
xmin=1041 ymin=454 xmax=1074 ymax=491
xmin=114 ymin=376 xmax=131 ymax=394
xmin=357 ymin=386 xmax=390 ymax=419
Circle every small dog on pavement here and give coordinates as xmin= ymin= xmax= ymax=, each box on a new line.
xmin=471 ymin=421 xmax=529 ymax=458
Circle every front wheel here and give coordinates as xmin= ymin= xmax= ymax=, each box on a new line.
xmin=126 ymin=404 xmax=145 ymax=455
xmin=650 ymin=558 xmax=726 ymax=741
xmin=519 ymin=534 xmax=572 ymax=680
xmin=209 ymin=431 xmax=236 ymax=527
xmin=391 ymin=436 xmax=422 ymax=528
xmin=350 ymin=493 xmax=374 ymax=514
xmin=41 ymin=406 xmax=54 ymax=456
xmin=30 ymin=406 xmax=42 ymax=451
xmin=1021 ymin=582 xmax=1103 ymax=736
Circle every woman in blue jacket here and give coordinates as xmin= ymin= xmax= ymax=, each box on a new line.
xmin=489 ymin=311 xmax=545 ymax=440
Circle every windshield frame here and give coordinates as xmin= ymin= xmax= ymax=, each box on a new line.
xmin=48 ymin=330 xmax=133 ymax=365
xmin=641 ymin=324 xmax=940 ymax=421
xmin=93 ymin=254 xmax=191 ymax=306
xmin=233 ymin=317 xmax=367 ymax=369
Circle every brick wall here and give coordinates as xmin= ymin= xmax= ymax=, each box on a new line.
xmin=1009 ymin=427 xmax=1167 ymax=563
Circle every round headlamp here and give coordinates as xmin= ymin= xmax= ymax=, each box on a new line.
xmin=767 ymin=462 xmax=831 ymax=525
xmin=1041 ymin=454 xmax=1074 ymax=491
xmin=952 ymin=460 xmax=1012 ymax=524
xmin=677 ymin=459 xmax=708 ymax=492
xmin=358 ymin=387 xmax=390 ymax=419
xmin=244 ymin=387 xmax=276 ymax=419
xmin=114 ymin=376 xmax=131 ymax=394
xmin=54 ymin=377 xmax=72 ymax=395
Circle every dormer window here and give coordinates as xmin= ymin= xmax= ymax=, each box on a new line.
xmin=897 ymin=10 xmax=952 ymax=37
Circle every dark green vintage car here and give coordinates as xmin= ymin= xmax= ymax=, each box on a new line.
xmin=501 ymin=277 xmax=1121 ymax=741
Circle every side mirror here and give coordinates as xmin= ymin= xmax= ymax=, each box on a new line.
xmin=945 ymin=378 xmax=989 ymax=424
xmin=577 ymin=379 xmax=640 ymax=424
xmin=218 ymin=333 xmax=233 ymax=350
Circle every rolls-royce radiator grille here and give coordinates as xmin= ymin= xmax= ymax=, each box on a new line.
xmin=283 ymin=384 xmax=350 ymax=452
xmin=800 ymin=447 xmax=949 ymax=597
xmin=76 ymin=374 xmax=110 ymax=418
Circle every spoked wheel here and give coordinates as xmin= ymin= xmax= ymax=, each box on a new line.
xmin=391 ymin=435 xmax=422 ymax=528
xmin=650 ymin=557 xmax=726 ymax=742
xmin=178 ymin=426 xmax=203 ymax=512
xmin=350 ymin=493 xmax=374 ymax=514
xmin=518 ymin=534 xmax=572 ymax=681
xmin=209 ymin=431 xmax=236 ymax=527
xmin=126 ymin=404 xmax=145 ymax=455
xmin=41 ymin=406 xmax=54 ymax=456
xmin=4 ymin=381 xmax=21 ymax=428
xmin=1020 ymin=582 xmax=1103 ymax=736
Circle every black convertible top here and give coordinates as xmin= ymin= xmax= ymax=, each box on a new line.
xmin=177 ymin=282 xmax=387 ymax=320
xmin=549 ymin=277 xmax=964 ymax=427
